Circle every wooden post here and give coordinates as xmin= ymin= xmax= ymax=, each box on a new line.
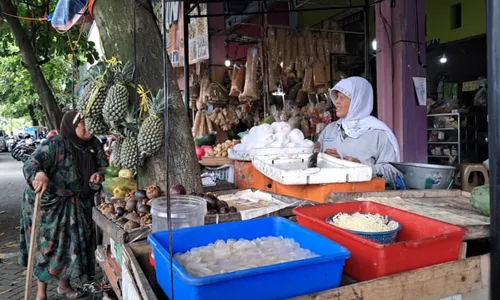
xmin=24 ymin=193 xmax=42 ymax=300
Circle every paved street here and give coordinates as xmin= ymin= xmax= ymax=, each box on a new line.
xmin=0 ymin=152 xmax=35 ymax=299
xmin=0 ymin=153 xmax=103 ymax=299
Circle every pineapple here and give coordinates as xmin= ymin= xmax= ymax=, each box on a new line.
xmin=78 ymin=62 xmax=109 ymax=117
xmin=111 ymin=137 xmax=123 ymax=168
xmin=118 ymin=108 xmax=141 ymax=170
xmin=138 ymin=89 xmax=164 ymax=158
xmin=103 ymin=60 xmax=134 ymax=128
xmin=85 ymin=116 xmax=109 ymax=135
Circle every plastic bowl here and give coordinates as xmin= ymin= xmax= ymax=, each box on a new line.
xmin=391 ymin=162 xmax=456 ymax=189
xmin=151 ymin=195 xmax=207 ymax=232
xmin=325 ymin=213 xmax=402 ymax=245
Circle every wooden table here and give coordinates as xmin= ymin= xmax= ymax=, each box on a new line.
xmin=95 ymin=189 xmax=491 ymax=300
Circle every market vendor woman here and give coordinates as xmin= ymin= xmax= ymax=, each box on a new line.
xmin=315 ymin=76 xmax=401 ymax=184
xmin=20 ymin=110 xmax=108 ymax=300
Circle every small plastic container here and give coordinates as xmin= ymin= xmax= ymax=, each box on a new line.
xmin=151 ymin=195 xmax=207 ymax=232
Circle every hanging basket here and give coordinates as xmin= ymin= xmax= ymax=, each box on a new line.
xmin=206 ymin=82 xmax=229 ymax=105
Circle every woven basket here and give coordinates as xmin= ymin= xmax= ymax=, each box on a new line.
xmin=206 ymin=82 xmax=229 ymax=105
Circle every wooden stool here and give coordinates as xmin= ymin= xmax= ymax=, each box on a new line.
xmin=455 ymin=164 xmax=489 ymax=192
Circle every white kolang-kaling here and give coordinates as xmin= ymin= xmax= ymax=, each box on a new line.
xmin=174 ymin=236 xmax=317 ymax=277
xmin=328 ymin=212 xmax=399 ymax=233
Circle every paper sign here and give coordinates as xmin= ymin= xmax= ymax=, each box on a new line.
xmin=413 ymin=77 xmax=427 ymax=106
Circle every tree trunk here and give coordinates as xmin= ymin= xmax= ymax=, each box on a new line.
xmin=93 ymin=0 xmax=202 ymax=192
xmin=0 ymin=0 xmax=62 ymax=130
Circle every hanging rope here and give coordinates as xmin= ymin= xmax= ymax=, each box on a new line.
xmin=66 ymin=16 xmax=86 ymax=51
xmin=1 ymin=11 xmax=47 ymax=21
xmin=161 ymin=0 xmax=174 ymax=298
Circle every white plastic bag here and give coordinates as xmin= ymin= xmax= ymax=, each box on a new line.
xmin=271 ymin=122 xmax=292 ymax=134
xmin=288 ymin=128 xmax=305 ymax=143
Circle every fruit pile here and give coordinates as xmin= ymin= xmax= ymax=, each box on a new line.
xmin=168 ymin=184 xmax=238 ymax=215
xmin=204 ymin=140 xmax=240 ymax=158
xmin=100 ymin=184 xmax=239 ymax=232
xmin=99 ymin=184 xmax=163 ymax=231
xmin=193 ymin=192 xmax=238 ymax=215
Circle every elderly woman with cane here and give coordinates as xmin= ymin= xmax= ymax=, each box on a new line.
xmin=19 ymin=110 xmax=108 ymax=300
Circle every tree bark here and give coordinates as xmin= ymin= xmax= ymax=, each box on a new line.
xmin=93 ymin=0 xmax=202 ymax=192
xmin=0 ymin=0 xmax=62 ymax=130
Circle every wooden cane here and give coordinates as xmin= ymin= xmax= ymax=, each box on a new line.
xmin=24 ymin=193 xmax=42 ymax=300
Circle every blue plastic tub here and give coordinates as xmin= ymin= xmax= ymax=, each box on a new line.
xmin=148 ymin=217 xmax=350 ymax=300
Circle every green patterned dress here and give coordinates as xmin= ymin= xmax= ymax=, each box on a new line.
xmin=19 ymin=135 xmax=108 ymax=283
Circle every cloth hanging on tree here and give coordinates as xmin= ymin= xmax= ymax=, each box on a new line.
xmin=48 ymin=0 xmax=89 ymax=32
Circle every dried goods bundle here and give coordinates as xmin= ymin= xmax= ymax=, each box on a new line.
xmin=206 ymin=82 xmax=229 ymax=105
xmin=229 ymin=67 xmax=246 ymax=97
xmin=239 ymin=47 xmax=260 ymax=102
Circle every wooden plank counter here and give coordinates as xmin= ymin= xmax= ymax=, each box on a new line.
xmin=293 ymin=254 xmax=489 ymax=300
xmin=96 ymin=189 xmax=491 ymax=299
xmin=111 ymin=242 xmax=490 ymax=300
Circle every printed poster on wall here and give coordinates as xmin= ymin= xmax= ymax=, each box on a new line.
xmin=152 ymin=1 xmax=209 ymax=67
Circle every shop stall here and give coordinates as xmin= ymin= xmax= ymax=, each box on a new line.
xmin=86 ymin=0 xmax=495 ymax=299
xmin=92 ymin=188 xmax=490 ymax=300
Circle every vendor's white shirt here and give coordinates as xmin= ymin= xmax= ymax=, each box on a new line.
xmin=318 ymin=122 xmax=401 ymax=183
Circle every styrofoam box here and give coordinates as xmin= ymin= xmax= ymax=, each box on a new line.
xmin=252 ymin=153 xmax=373 ymax=185
xmin=229 ymin=147 xmax=314 ymax=162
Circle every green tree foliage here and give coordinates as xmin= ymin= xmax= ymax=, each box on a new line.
xmin=0 ymin=0 xmax=99 ymax=124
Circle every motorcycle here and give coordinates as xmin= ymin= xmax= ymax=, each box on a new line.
xmin=11 ymin=137 xmax=39 ymax=162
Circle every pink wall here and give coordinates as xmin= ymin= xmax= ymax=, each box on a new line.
xmin=375 ymin=0 xmax=427 ymax=162
xmin=209 ymin=3 xmax=290 ymax=67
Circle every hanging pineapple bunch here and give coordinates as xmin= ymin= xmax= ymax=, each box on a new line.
xmin=119 ymin=107 xmax=141 ymax=170
xmin=137 ymin=88 xmax=165 ymax=159
xmin=77 ymin=61 xmax=111 ymax=135
xmin=103 ymin=59 xmax=135 ymax=129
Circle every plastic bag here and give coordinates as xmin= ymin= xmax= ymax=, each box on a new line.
xmin=102 ymin=176 xmax=138 ymax=195
xmin=313 ymin=61 xmax=327 ymax=87
xmin=302 ymin=66 xmax=314 ymax=93
xmin=268 ymin=28 xmax=278 ymax=65
xmin=229 ymin=67 xmax=246 ymax=97
xmin=239 ymin=47 xmax=259 ymax=102
xmin=474 ymin=79 xmax=487 ymax=106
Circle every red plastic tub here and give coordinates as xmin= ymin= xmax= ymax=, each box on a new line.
xmin=293 ymin=201 xmax=466 ymax=281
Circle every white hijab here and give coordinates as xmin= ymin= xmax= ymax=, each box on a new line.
xmin=330 ymin=77 xmax=401 ymax=162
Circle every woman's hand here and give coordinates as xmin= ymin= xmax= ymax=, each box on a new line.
xmin=33 ymin=171 xmax=49 ymax=195
xmin=325 ymin=148 xmax=341 ymax=158
xmin=344 ymin=156 xmax=361 ymax=163
xmin=90 ymin=173 xmax=104 ymax=185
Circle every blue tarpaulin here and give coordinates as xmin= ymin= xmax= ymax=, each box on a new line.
xmin=49 ymin=0 xmax=88 ymax=32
